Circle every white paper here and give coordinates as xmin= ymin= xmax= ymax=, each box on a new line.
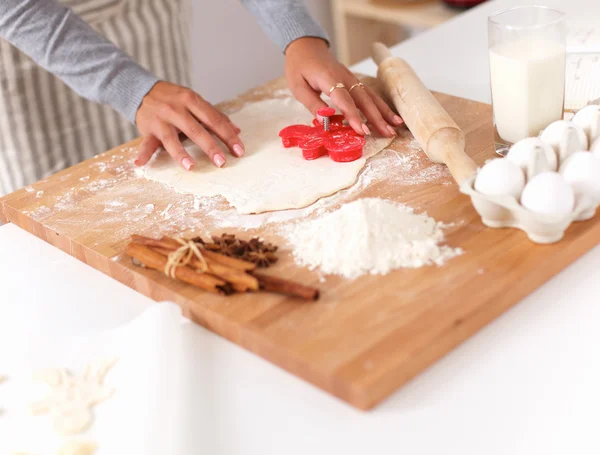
xmin=0 ymin=302 xmax=196 ymax=455
xmin=567 ymin=20 xmax=600 ymax=53
xmin=565 ymin=53 xmax=600 ymax=111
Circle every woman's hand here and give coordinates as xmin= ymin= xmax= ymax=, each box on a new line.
xmin=134 ymin=81 xmax=245 ymax=170
xmin=284 ymin=37 xmax=403 ymax=138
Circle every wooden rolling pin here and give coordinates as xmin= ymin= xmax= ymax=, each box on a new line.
xmin=372 ymin=42 xmax=478 ymax=184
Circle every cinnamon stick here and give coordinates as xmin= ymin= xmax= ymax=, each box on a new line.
xmin=232 ymin=283 xmax=250 ymax=293
xmin=130 ymin=235 xmax=181 ymax=250
xmin=159 ymin=236 xmax=257 ymax=272
xmin=252 ymin=272 xmax=320 ymax=301
xmin=130 ymin=235 xmax=256 ymax=271
xmin=129 ymin=235 xmax=320 ymax=301
xmin=201 ymin=249 xmax=256 ymax=271
xmin=125 ymin=243 xmax=227 ymax=294
xmin=151 ymin=246 xmax=259 ymax=291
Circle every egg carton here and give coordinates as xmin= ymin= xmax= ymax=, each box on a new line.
xmin=460 ymin=105 xmax=600 ymax=244
xmin=461 ymin=175 xmax=599 ymax=243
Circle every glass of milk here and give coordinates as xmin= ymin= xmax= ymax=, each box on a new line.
xmin=489 ymin=6 xmax=566 ymax=156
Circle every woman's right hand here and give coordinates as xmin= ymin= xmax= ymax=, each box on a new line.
xmin=134 ymin=81 xmax=245 ymax=170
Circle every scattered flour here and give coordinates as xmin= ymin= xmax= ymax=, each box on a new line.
xmin=20 ymin=131 xmax=454 ymax=253
xmin=210 ymin=143 xmax=452 ymax=230
xmin=271 ymin=88 xmax=293 ymax=98
xmin=380 ymin=143 xmax=452 ymax=186
xmin=284 ymin=198 xmax=462 ymax=279
xmin=27 ymin=205 xmax=52 ymax=219
xmin=84 ymin=179 xmax=112 ymax=192
xmin=211 ymin=175 xmax=364 ymax=230
xmin=54 ymin=193 xmax=76 ymax=211
xmin=103 ymin=200 xmax=128 ymax=212
xmin=91 ymin=162 xmax=108 ymax=173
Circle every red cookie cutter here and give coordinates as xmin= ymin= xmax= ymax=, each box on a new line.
xmin=279 ymin=107 xmax=366 ymax=162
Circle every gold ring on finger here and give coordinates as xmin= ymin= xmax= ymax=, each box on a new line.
xmin=349 ymin=82 xmax=365 ymax=93
xmin=328 ymin=83 xmax=346 ymax=95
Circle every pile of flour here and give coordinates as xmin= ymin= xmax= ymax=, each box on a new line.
xmin=284 ymin=198 xmax=462 ymax=279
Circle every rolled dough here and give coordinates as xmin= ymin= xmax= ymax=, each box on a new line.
xmin=143 ymin=97 xmax=394 ymax=214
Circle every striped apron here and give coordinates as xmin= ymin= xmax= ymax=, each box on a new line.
xmin=0 ymin=0 xmax=191 ymax=196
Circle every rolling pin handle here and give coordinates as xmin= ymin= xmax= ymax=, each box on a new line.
xmin=372 ymin=42 xmax=394 ymax=66
xmin=372 ymin=41 xmax=478 ymax=185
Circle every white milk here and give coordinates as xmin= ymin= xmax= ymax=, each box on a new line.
xmin=490 ymin=39 xmax=566 ymax=144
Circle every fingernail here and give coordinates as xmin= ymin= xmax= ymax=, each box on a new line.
xmin=233 ymin=144 xmax=244 ymax=157
xmin=387 ymin=125 xmax=397 ymax=137
xmin=393 ymin=115 xmax=403 ymax=125
xmin=362 ymin=124 xmax=371 ymax=136
xmin=214 ymin=154 xmax=226 ymax=167
xmin=182 ymin=157 xmax=194 ymax=170
xmin=134 ymin=158 xmax=141 ymax=166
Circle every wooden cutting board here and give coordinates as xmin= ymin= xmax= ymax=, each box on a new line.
xmin=2 ymin=77 xmax=599 ymax=410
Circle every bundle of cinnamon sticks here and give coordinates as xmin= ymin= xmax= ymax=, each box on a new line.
xmin=126 ymin=235 xmax=319 ymax=301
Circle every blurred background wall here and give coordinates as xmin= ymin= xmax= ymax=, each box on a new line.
xmin=190 ymin=0 xmax=334 ymax=104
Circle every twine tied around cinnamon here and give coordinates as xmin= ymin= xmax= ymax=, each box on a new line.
xmin=164 ymin=238 xmax=208 ymax=278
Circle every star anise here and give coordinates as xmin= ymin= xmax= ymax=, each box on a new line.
xmin=206 ymin=234 xmax=239 ymax=257
xmin=191 ymin=236 xmax=218 ymax=252
xmin=191 ymin=236 xmax=205 ymax=245
xmin=263 ymin=242 xmax=278 ymax=253
xmin=212 ymin=233 xmax=237 ymax=246
xmin=246 ymin=251 xmax=278 ymax=268
xmin=246 ymin=237 xmax=262 ymax=253
xmin=230 ymin=241 xmax=248 ymax=257
xmin=190 ymin=234 xmax=279 ymax=267
xmin=246 ymin=237 xmax=278 ymax=254
xmin=203 ymin=243 xmax=222 ymax=252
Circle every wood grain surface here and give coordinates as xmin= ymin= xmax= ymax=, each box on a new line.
xmin=2 ymin=77 xmax=599 ymax=410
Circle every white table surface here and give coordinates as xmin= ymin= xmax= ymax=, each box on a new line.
xmin=2 ymin=1 xmax=600 ymax=453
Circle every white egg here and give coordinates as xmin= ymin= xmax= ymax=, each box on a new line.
xmin=474 ymin=158 xmax=525 ymax=198
xmin=539 ymin=120 xmax=588 ymax=162
xmin=559 ymin=151 xmax=600 ymax=198
xmin=572 ymin=105 xmax=600 ymax=145
xmin=506 ymin=137 xmax=557 ymax=179
xmin=521 ymin=172 xmax=575 ymax=217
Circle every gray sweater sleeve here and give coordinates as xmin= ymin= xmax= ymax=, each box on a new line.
xmin=0 ymin=0 xmax=159 ymax=123
xmin=240 ymin=0 xmax=329 ymax=52
xmin=0 ymin=0 xmax=328 ymax=124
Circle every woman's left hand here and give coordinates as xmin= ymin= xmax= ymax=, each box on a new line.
xmin=284 ymin=37 xmax=403 ymax=138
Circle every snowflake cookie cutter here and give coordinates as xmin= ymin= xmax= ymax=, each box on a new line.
xmin=279 ymin=107 xmax=366 ymax=162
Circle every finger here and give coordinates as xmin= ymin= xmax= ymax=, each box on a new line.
xmin=171 ymin=121 xmax=227 ymax=167
xmin=188 ymin=98 xmax=245 ymax=158
xmin=351 ymin=85 xmax=396 ymax=137
xmin=135 ymin=135 xmax=162 ymax=166
xmin=326 ymin=83 xmax=368 ymax=136
xmin=224 ymin=114 xmax=241 ymax=134
xmin=364 ymin=85 xmax=404 ymax=126
xmin=158 ymin=124 xmax=196 ymax=170
xmin=290 ymin=79 xmax=328 ymax=117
